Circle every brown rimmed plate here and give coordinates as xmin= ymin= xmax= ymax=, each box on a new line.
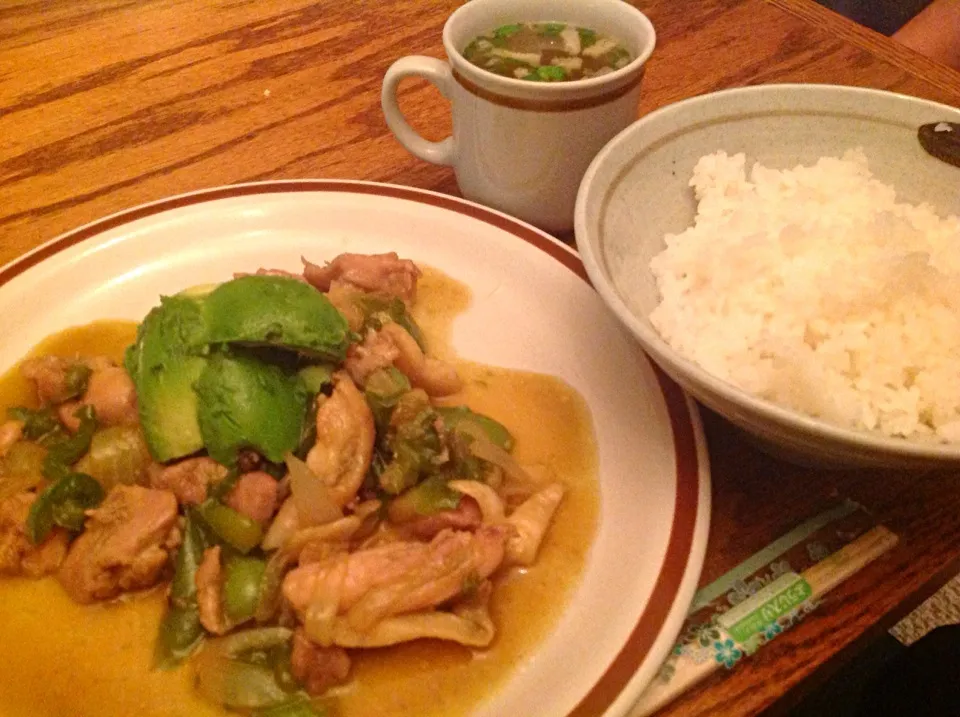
xmin=0 ymin=181 xmax=710 ymax=716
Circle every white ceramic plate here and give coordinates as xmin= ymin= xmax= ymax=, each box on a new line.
xmin=0 ymin=181 xmax=710 ymax=716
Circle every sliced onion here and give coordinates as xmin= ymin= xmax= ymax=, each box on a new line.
xmin=285 ymin=452 xmax=342 ymax=527
xmin=330 ymin=600 xmax=495 ymax=648
xmin=261 ymin=496 xmax=300 ymax=551
xmin=504 ymin=482 xmax=566 ymax=567
xmin=459 ymin=423 xmax=536 ymax=486
xmin=214 ymin=626 xmax=293 ymax=656
xmin=345 ymin=581 xmax=411 ymax=633
xmin=448 ymin=480 xmax=505 ymax=524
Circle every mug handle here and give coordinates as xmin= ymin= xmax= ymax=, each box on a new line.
xmin=381 ymin=56 xmax=456 ymax=166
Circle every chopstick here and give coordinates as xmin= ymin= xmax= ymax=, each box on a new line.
xmin=630 ymin=525 xmax=899 ymax=716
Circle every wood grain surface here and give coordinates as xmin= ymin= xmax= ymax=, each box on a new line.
xmin=2 ymin=1 xmax=960 ymax=716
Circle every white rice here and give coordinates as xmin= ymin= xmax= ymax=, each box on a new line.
xmin=649 ymin=149 xmax=960 ymax=442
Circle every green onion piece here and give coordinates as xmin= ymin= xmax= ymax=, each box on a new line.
xmin=412 ymin=477 xmax=465 ymax=516
xmin=26 ymin=472 xmax=104 ymax=543
xmin=154 ymin=604 xmax=205 ymax=670
xmin=463 ymin=39 xmax=480 ymax=61
xmin=436 ymin=406 xmax=515 ymax=451
xmin=194 ymin=628 xmax=297 ymax=710
xmin=577 ymin=27 xmax=597 ymax=47
xmin=364 ymin=366 xmax=411 ymax=428
xmin=63 ymin=363 xmax=93 ymax=400
xmin=49 ymin=474 xmax=104 ymax=531
xmin=7 ymin=406 xmax=63 ymax=442
xmin=356 ymin=296 xmax=426 ymax=351
xmin=542 ymin=22 xmax=566 ymax=35
xmin=295 ymin=399 xmax=318 ymax=461
xmin=269 ymin=643 xmax=301 ymax=694
xmin=378 ymin=441 xmax=425 ymax=496
xmin=377 ymin=394 xmax=444 ymax=495
xmin=493 ymin=23 xmax=522 ymax=39
xmin=392 ymin=475 xmax=462 ymax=519
xmin=536 ymin=65 xmax=567 ymax=82
xmin=223 ymin=555 xmax=267 ymax=623
xmin=42 ymin=405 xmax=97 ymax=480
xmin=170 ymin=509 xmax=207 ymax=606
xmin=198 ymin=499 xmax=264 ymax=554
xmin=199 ymin=656 xmax=291 ymax=709
xmin=155 ymin=510 xmax=207 ymax=668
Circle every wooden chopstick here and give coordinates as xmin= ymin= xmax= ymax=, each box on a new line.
xmin=630 ymin=525 xmax=899 ymax=716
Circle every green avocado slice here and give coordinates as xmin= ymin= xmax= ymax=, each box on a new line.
xmin=194 ymin=351 xmax=308 ymax=467
xmin=125 ymin=294 xmax=209 ymax=462
xmin=203 ymin=276 xmax=351 ymax=361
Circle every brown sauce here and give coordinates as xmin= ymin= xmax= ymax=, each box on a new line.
xmin=0 ymin=269 xmax=599 ymax=717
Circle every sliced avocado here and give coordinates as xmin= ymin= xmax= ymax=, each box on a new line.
xmin=195 ymin=351 xmax=308 ymax=466
xmin=126 ymin=294 xmax=209 ymax=462
xmin=203 ymin=276 xmax=351 ymax=361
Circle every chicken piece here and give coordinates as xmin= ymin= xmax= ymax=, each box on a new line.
xmin=302 ymin=253 xmax=421 ymax=303
xmin=20 ymin=355 xmax=108 ymax=406
xmin=57 ymin=365 xmax=139 ymax=432
xmin=398 ymin=496 xmax=483 ymax=540
xmin=0 ymin=420 xmax=24 ymax=457
xmin=379 ymin=323 xmax=462 ymax=397
xmin=0 ymin=492 xmax=70 ymax=577
xmin=344 ymin=328 xmax=401 ymax=386
xmin=282 ymin=525 xmax=508 ymax=629
xmin=448 ymin=480 xmax=506 ymax=524
xmin=21 ymin=356 xmax=71 ymax=404
xmin=82 ymin=366 xmax=139 ymax=427
xmin=57 ymin=485 xmax=179 ymax=603
xmin=305 ymin=374 xmax=375 ymax=508
xmin=150 ymin=457 xmax=229 ymax=506
xmin=196 ymin=546 xmax=226 ymax=635
xmin=298 ymin=538 xmax=351 ymax=567
xmin=224 ymin=471 xmax=278 ymax=524
xmin=290 ymin=629 xmax=352 ymax=696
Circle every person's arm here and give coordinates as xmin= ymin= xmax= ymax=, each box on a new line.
xmin=892 ymin=0 xmax=960 ymax=70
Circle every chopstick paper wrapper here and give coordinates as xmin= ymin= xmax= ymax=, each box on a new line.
xmin=631 ymin=504 xmax=899 ymax=716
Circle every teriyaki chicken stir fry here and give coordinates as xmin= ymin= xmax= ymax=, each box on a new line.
xmin=0 ymin=252 xmax=566 ymax=716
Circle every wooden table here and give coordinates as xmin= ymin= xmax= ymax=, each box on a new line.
xmin=2 ymin=1 xmax=960 ymax=715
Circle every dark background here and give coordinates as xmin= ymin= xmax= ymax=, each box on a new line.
xmin=814 ymin=0 xmax=933 ymax=34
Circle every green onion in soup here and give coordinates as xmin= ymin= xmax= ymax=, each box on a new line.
xmin=463 ymin=22 xmax=632 ymax=82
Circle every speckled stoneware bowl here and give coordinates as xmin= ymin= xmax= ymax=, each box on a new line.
xmin=575 ymin=84 xmax=960 ymax=469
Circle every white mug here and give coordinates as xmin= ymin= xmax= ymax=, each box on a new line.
xmin=381 ymin=0 xmax=656 ymax=234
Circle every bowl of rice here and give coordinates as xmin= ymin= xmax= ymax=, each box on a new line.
xmin=575 ymin=84 xmax=960 ymax=468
